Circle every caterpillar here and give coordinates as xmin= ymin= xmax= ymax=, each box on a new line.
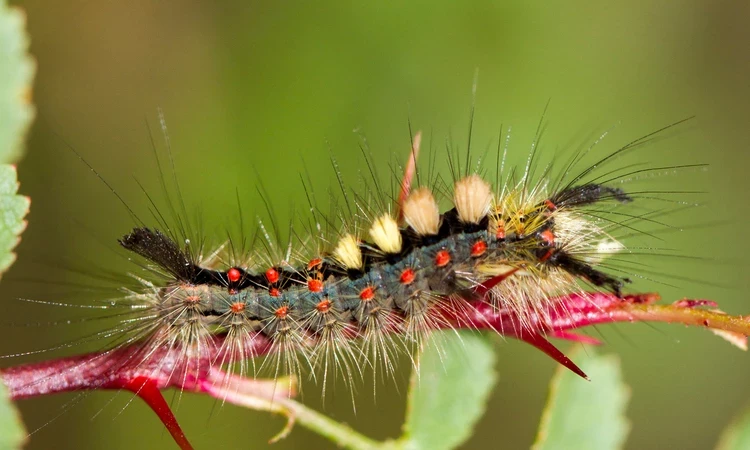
xmin=114 ymin=135 xmax=633 ymax=383
xmin=2 ymin=113 xmax=712 ymax=449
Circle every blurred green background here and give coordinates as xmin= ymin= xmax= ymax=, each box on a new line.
xmin=2 ymin=1 xmax=749 ymax=449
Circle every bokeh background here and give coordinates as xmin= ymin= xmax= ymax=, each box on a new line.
xmin=2 ymin=1 xmax=749 ymax=449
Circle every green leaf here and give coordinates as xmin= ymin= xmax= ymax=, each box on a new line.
xmin=532 ymin=348 xmax=630 ymax=450
xmin=0 ymin=2 xmax=34 ymax=447
xmin=399 ymin=330 xmax=498 ymax=450
xmin=0 ymin=378 xmax=25 ymax=450
xmin=0 ymin=0 xmax=34 ymax=164
xmin=715 ymin=404 xmax=750 ymax=450
xmin=0 ymin=165 xmax=28 ymax=277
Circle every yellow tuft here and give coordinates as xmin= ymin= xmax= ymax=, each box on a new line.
xmin=402 ymin=187 xmax=440 ymax=235
xmin=454 ymin=175 xmax=493 ymax=224
xmin=369 ymin=214 xmax=402 ymax=254
xmin=333 ymin=234 xmax=363 ymax=270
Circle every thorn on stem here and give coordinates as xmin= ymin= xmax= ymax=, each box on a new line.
xmin=123 ymin=376 xmax=194 ymax=450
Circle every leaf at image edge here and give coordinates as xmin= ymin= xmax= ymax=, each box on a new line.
xmin=715 ymin=404 xmax=750 ymax=450
xmin=399 ymin=331 xmax=498 ymax=450
xmin=532 ymin=347 xmax=630 ymax=450
xmin=0 ymin=0 xmax=35 ymax=164
xmin=0 ymin=377 xmax=26 ymax=450
xmin=0 ymin=165 xmax=28 ymax=278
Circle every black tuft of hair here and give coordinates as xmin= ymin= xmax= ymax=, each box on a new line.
xmin=118 ymin=228 xmax=197 ymax=281
xmin=551 ymin=183 xmax=632 ymax=209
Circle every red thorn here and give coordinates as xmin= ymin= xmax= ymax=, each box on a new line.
xmin=551 ymin=330 xmax=603 ymax=346
xmin=474 ymin=267 xmax=520 ymax=298
xmin=522 ymin=333 xmax=589 ymax=380
xmin=123 ymin=377 xmax=194 ymax=450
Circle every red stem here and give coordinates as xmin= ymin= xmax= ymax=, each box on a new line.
xmin=2 ymin=292 xmax=748 ymax=448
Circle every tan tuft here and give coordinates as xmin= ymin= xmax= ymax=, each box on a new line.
xmin=369 ymin=214 xmax=402 ymax=254
xmin=454 ymin=175 xmax=493 ymax=224
xmin=333 ymin=234 xmax=363 ymax=269
xmin=402 ymin=187 xmax=440 ymax=235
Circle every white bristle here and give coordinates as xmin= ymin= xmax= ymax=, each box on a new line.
xmin=369 ymin=214 xmax=402 ymax=254
xmin=402 ymin=187 xmax=440 ymax=235
xmin=333 ymin=234 xmax=363 ymax=269
xmin=454 ymin=175 xmax=492 ymax=224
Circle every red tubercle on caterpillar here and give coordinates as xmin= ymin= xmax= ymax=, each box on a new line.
xmin=184 ymin=295 xmax=201 ymax=305
xmin=435 ymin=250 xmax=451 ymax=267
xmin=307 ymin=258 xmax=323 ymax=271
xmin=227 ymin=267 xmax=242 ymax=283
xmin=274 ymin=305 xmax=289 ymax=319
xmin=540 ymin=229 xmax=555 ymax=245
xmin=496 ymin=224 xmax=506 ymax=239
xmin=359 ymin=286 xmax=375 ymax=301
xmin=399 ymin=268 xmax=416 ymax=284
xmin=470 ymin=240 xmax=487 ymax=257
xmin=265 ymin=268 xmax=280 ymax=284
xmin=269 ymin=287 xmax=281 ymax=297
xmin=307 ymin=278 xmax=324 ymax=293
xmin=544 ymin=199 xmax=557 ymax=211
xmin=316 ymin=299 xmax=332 ymax=313
xmin=538 ymin=230 xmax=556 ymax=261
xmin=539 ymin=249 xmax=555 ymax=262
xmin=230 ymin=302 xmax=246 ymax=314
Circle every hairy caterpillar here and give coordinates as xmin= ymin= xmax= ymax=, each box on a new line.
xmin=2 ymin=112 xmax=721 ymax=450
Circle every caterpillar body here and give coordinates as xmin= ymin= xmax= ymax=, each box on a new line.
xmin=100 ymin=119 xmax=672 ymax=388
